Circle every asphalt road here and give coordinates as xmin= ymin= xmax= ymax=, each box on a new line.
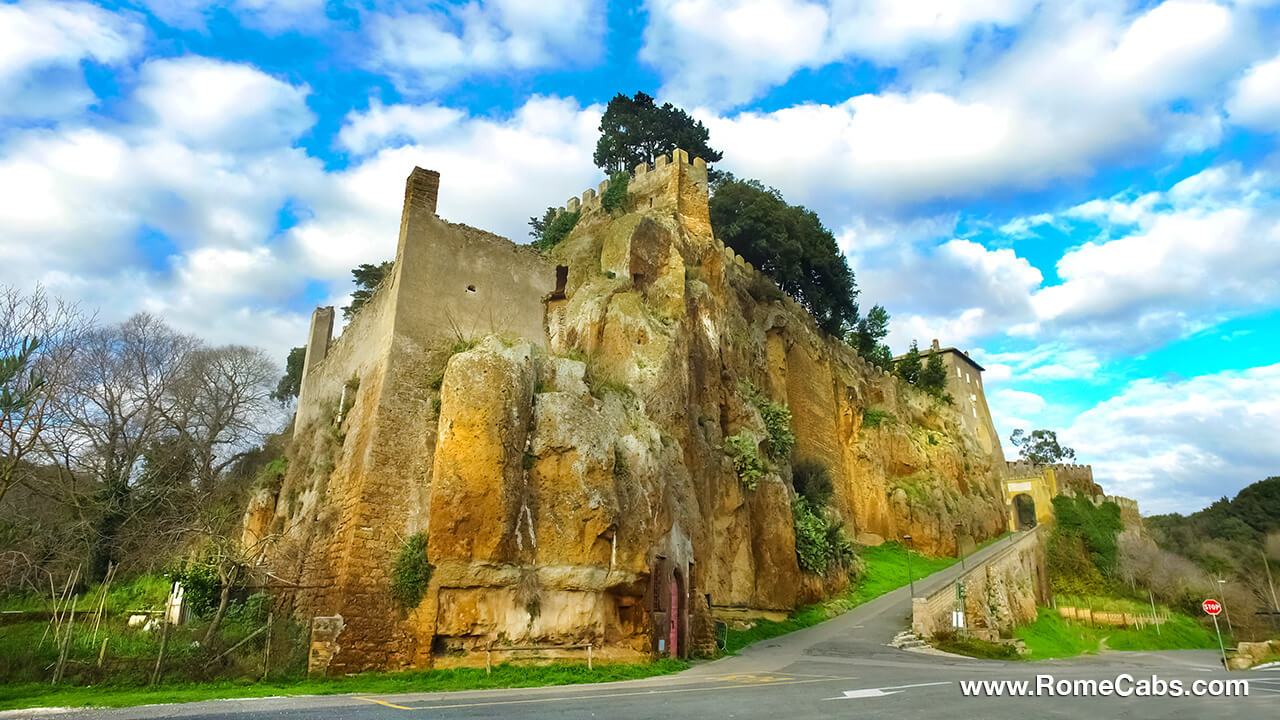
xmin=18 ymin=533 xmax=1280 ymax=719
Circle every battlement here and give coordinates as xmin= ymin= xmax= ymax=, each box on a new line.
xmin=1005 ymin=461 xmax=1093 ymax=473
xmin=554 ymin=148 xmax=710 ymax=221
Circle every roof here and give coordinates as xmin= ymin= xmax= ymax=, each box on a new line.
xmin=891 ymin=345 xmax=985 ymax=372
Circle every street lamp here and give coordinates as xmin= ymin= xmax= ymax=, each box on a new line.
xmin=903 ymin=534 xmax=915 ymax=598
xmin=955 ymin=522 xmax=966 ymax=570
xmin=1217 ymin=579 xmax=1234 ymax=635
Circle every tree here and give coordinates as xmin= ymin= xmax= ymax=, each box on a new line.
xmin=709 ymin=178 xmax=858 ymax=334
xmin=895 ymin=340 xmax=922 ymax=385
xmin=272 ymin=346 xmax=305 ymax=402
xmin=1009 ymin=428 xmax=1077 ymax=464
xmin=528 ymin=208 xmax=579 ymax=251
xmin=342 ymin=261 xmax=393 ymax=320
xmin=593 ymin=92 xmax=723 ymax=174
xmin=0 ymin=286 xmax=90 ymax=506
xmin=919 ymin=351 xmax=948 ymax=396
xmin=848 ymin=304 xmax=893 ymax=370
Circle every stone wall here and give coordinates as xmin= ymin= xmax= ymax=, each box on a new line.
xmin=912 ymin=527 xmax=1050 ymax=641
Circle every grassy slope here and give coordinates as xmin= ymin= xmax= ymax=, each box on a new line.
xmin=0 ymin=660 xmax=689 ymax=711
xmin=1013 ymin=606 xmax=1223 ymax=660
xmin=724 ymin=535 xmax=1010 ymax=654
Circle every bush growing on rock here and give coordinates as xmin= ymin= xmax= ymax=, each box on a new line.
xmin=722 ymin=431 xmax=765 ymax=490
xmin=742 ymin=382 xmax=794 ymax=462
xmin=391 ymin=533 xmax=434 ymax=610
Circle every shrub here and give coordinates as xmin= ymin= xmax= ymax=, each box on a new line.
xmin=532 ymin=209 xmax=579 ymax=251
xmin=792 ymin=498 xmax=832 ymax=573
xmin=253 ymin=456 xmax=288 ymax=492
xmin=601 ymin=171 xmax=629 ymax=213
xmin=390 ymin=533 xmax=434 ymax=610
xmin=861 ymin=408 xmax=891 ymax=429
xmin=722 ymin=431 xmax=765 ymax=490
xmin=791 ymin=498 xmax=856 ymax=575
xmin=932 ymin=629 xmax=1020 ymax=660
xmin=792 ymin=459 xmax=833 ymax=506
xmin=742 ymin=382 xmax=794 ymax=461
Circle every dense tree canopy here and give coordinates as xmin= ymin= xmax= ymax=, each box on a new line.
xmin=1010 ymin=428 xmax=1077 ymax=464
xmin=593 ymin=92 xmax=723 ymax=174
xmin=709 ymin=178 xmax=858 ymax=335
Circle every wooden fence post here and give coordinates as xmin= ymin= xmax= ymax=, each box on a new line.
xmin=262 ymin=612 xmax=274 ymax=681
xmin=150 ymin=613 xmax=171 ymax=687
xmin=51 ymin=594 xmax=77 ymax=684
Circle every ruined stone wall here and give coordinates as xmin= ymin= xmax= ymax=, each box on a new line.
xmin=912 ymin=526 xmax=1050 ymax=640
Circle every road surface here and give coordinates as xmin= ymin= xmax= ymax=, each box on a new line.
xmin=16 ymin=533 xmax=1279 ymax=718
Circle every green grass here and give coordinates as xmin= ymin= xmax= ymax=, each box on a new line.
xmin=1013 ymin=606 xmax=1224 ymax=660
xmin=0 ymin=574 xmax=171 ymax=615
xmin=723 ymin=533 xmax=1011 ymax=654
xmin=1013 ymin=609 xmax=1103 ymax=659
xmin=0 ymin=660 xmax=689 ymax=711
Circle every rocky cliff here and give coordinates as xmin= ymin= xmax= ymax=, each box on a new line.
xmin=250 ymin=152 xmax=1010 ymax=673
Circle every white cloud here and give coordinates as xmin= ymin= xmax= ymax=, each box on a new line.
xmin=0 ymin=0 xmax=143 ymax=119
xmin=1027 ymin=162 xmax=1280 ymax=351
xmin=642 ymin=0 xmax=1038 ymax=109
xmin=649 ymin=0 xmax=1276 ymax=232
xmin=0 ymin=56 xmax=323 ymax=359
xmin=338 ymin=102 xmax=467 ymax=155
xmin=365 ymin=0 xmax=604 ymax=90
xmin=138 ymin=0 xmax=329 ymax=33
xmin=1063 ymin=363 xmax=1280 ymax=514
xmin=1227 ymin=52 xmax=1280 ymax=132
xmin=290 ymin=96 xmax=603 ymax=283
xmin=135 ymin=57 xmax=314 ymax=151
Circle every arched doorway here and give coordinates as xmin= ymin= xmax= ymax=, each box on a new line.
xmin=651 ymin=559 xmax=687 ymax=658
xmin=1014 ymin=493 xmax=1037 ymax=530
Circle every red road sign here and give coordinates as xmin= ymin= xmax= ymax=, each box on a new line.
xmin=1203 ymin=599 xmax=1222 ymax=615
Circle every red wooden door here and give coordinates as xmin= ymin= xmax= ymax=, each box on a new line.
xmin=668 ymin=575 xmax=678 ymax=657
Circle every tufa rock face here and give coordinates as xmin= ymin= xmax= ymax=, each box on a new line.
xmin=260 ymin=152 xmax=1010 ymax=673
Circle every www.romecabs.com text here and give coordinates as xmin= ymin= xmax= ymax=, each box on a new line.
xmin=959 ymin=674 xmax=1248 ymax=698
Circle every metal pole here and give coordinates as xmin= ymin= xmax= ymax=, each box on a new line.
xmin=1217 ymin=580 xmax=1234 ymax=634
xmin=1148 ymin=589 xmax=1160 ymax=636
xmin=904 ymin=537 xmax=914 ymax=598
xmin=956 ymin=524 xmax=966 ymax=570
xmin=1212 ymin=614 xmax=1229 ymax=671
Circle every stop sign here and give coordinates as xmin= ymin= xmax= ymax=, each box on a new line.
xmin=1203 ymin=599 xmax=1222 ymax=615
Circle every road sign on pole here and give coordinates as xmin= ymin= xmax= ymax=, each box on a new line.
xmin=1205 ymin=599 xmax=1229 ymax=671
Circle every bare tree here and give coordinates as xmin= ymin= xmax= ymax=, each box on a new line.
xmin=49 ymin=314 xmax=195 ymax=580
xmin=0 ymin=286 xmax=91 ymax=506
xmin=163 ymin=345 xmax=279 ymax=494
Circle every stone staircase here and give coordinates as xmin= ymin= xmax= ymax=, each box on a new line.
xmin=890 ymin=630 xmax=928 ymax=650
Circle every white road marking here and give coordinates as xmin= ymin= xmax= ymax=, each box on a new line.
xmin=825 ymin=681 xmax=951 ymax=700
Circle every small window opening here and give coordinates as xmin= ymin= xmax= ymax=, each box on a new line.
xmin=466 ymin=284 xmax=476 ymax=293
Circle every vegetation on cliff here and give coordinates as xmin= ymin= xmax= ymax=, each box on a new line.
xmin=1046 ymin=494 xmax=1123 ymax=595
xmin=390 ymin=533 xmax=434 ymax=610
xmin=529 ymin=207 xmax=580 ymax=250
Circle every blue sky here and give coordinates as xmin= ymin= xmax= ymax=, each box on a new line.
xmin=1 ymin=0 xmax=1278 ymax=515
